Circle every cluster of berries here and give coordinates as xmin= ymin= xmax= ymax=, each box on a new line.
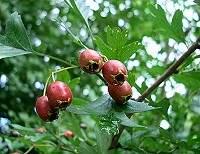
xmin=35 ymin=49 xmax=132 ymax=122
xmin=78 ymin=49 xmax=132 ymax=104
xmin=35 ymin=81 xmax=73 ymax=122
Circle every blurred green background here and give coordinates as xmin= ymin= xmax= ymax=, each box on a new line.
xmin=0 ymin=0 xmax=200 ymax=153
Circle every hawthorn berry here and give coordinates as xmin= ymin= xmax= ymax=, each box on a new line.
xmin=46 ymin=81 xmax=73 ymax=110
xmin=108 ymin=81 xmax=132 ymax=104
xmin=35 ymin=96 xmax=59 ymax=122
xmin=102 ymin=60 xmax=127 ymax=85
xmin=64 ymin=130 xmax=75 ymax=139
xmin=78 ymin=49 xmax=103 ymax=74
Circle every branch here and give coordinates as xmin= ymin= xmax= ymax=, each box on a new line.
xmin=137 ymin=36 xmax=200 ymax=102
xmin=109 ymin=36 xmax=200 ymax=149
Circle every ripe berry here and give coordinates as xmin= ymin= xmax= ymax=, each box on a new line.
xmin=46 ymin=81 xmax=73 ymax=110
xmin=35 ymin=96 xmax=59 ymax=122
xmin=108 ymin=81 xmax=132 ymax=104
xmin=102 ymin=60 xmax=127 ymax=85
xmin=78 ymin=49 xmax=103 ymax=74
xmin=64 ymin=130 xmax=75 ymax=139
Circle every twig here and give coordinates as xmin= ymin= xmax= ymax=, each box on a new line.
xmin=109 ymin=36 xmax=200 ymax=149
xmin=137 ymin=36 xmax=200 ymax=102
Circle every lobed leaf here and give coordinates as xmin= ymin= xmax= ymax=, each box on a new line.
xmin=94 ymin=36 xmax=114 ymax=60
xmin=117 ymin=41 xmax=143 ymax=63
xmin=171 ymin=10 xmax=185 ymax=42
xmin=149 ymin=4 xmax=185 ymax=43
xmin=127 ymin=71 xmax=136 ymax=87
xmin=107 ymin=26 xmax=129 ymax=49
xmin=149 ymin=4 xmax=171 ymax=32
xmin=173 ymin=71 xmax=200 ymax=90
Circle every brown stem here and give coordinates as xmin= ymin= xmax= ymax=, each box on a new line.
xmin=109 ymin=36 xmax=200 ymax=149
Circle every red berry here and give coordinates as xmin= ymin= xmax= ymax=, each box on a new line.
xmin=64 ymin=130 xmax=75 ymax=139
xmin=108 ymin=81 xmax=132 ymax=104
xmin=35 ymin=96 xmax=59 ymax=122
xmin=102 ymin=60 xmax=127 ymax=85
xmin=78 ymin=49 xmax=103 ymax=74
xmin=46 ymin=81 xmax=73 ymax=110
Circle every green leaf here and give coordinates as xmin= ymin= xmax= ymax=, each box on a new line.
xmin=152 ymin=98 xmax=170 ymax=119
xmin=149 ymin=4 xmax=185 ymax=43
xmin=65 ymin=0 xmax=93 ymax=44
xmin=127 ymin=71 xmax=136 ymax=87
xmin=11 ymin=124 xmax=35 ymax=135
xmin=67 ymin=113 xmax=84 ymax=138
xmin=56 ymin=70 xmax=70 ymax=84
xmin=94 ymin=36 xmax=113 ymax=60
xmin=94 ymin=126 xmax=112 ymax=154
xmin=117 ymin=41 xmax=143 ymax=63
xmin=30 ymin=133 xmax=51 ymax=143
xmin=171 ymin=10 xmax=185 ymax=42
xmin=70 ymin=94 xmax=153 ymax=128
xmin=78 ymin=142 xmax=97 ymax=154
xmin=68 ymin=77 xmax=80 ymax=89
xmin=177 ymin=55 xmax=194 ymax=70
xmin=114 ymin=99 xmax=156 ymax=114
xmin=107 ymin=26 xmax=129 ymax=49
xmin=114 ymin=111 xmax=145 ymax=128
xmin=83 ymin=94 xmax=113 ymax=115
xmin=149 ymin=4 xmax=171 ymax=32
xmin=99 ymin=114 xmax=119 ymax=135
xmin=66 ymin=98 xmax=89 ymax=115
xmin=0 ymin=43 xmax=31 ymax=59
xmin=173 ymin=71 xmax=200 ymax=90
xmin=95 ymin=27 xmax=141 ymax=62
xmin=159 ymin=127 xmax=176 ymax=142
xmin=0 ymin=12 xmax=33 ymax=59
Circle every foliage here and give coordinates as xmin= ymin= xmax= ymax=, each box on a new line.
xmin=0 ymin=0 xmax=200 ymax=154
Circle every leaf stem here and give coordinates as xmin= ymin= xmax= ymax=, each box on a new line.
xmin=43 ymin=66 xmax=79 ymax=96
xmin=33 ymin=51 xmax=76 ymax=66
xmin=109 ymin=35 xmax=200 ymax=149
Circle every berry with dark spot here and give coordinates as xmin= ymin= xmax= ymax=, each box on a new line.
xmin=47 ymin=81 xmax=73 ymax=110
xmin=102 ymin=60 xmax=127 ymax=85
xmin=35 ymin=96 xmax=59 ymax=122
xmin=78 ymin=49 xmax=103 ymax=74
xmin=108 ymin=81 xmax=132 ymax=104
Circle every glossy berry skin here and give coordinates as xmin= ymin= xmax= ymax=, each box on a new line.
xmin=102 ymin=60 xmax=127 ymax=85
xmin=108 ymin=81 xmax=132 ymax=104
xmin=46 ymin=81 xmax=73 ymax=110
xmin=64 ymin=130 xmax=75 ymax=139
xmin=78 ymin=49 xmax=103 ymax=74
xmin=35 ymin=96 xmax=59 ymax=122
